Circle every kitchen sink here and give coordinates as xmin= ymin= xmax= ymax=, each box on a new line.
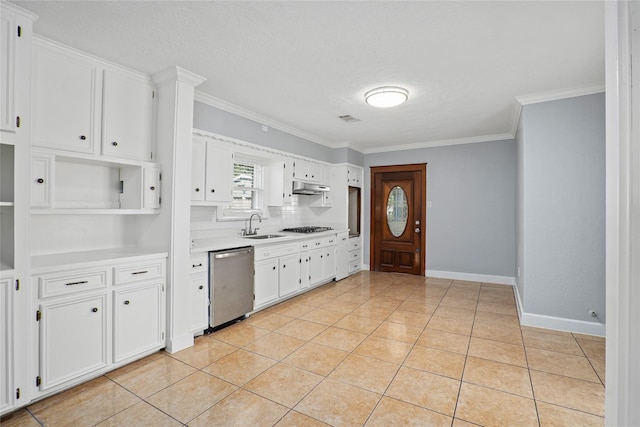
xmin=243 ymin=234 xmax=285 ymax=240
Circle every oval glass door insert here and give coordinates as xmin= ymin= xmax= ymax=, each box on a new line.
xmin=386 ymin=186 xmax=408 ymax=237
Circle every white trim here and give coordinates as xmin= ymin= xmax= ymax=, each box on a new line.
xmin=519 ymin=312 xmax=605 ymax=337
xmin=513 ymin=282 xmax=605 ymax=336
xmin=165 ymin=333 xmax=194 ymax=354
xmin=362 ymin=133 xmax=514 ymax=154
xmin=515 ymin=85 xmax=605 ymax=106
xmin=362 ymin=264 xmax=370 ymax=271
xmin=2 ymin=1 xmax=39 ymax=21
xmin=153 ymin=66 xmax=206 ymax=88
xmin=426 ymin=270 xmax=515 ymax=285
xmin=194 ymin=91 xmax=338 ymax=149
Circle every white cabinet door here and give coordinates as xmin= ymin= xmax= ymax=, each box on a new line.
xmin=113 ymin=283 xmax=163 ymax=363
xmin=205 ymin=141 xmax=233 ymax=204
xmin=191 ymin=139 xmax=206 ymax=201
xmin=143 ymin=166 xmax=161 ymax=209
xmin=308 ymin=162 xmax=323 ymax=183
xmin=254 ymin=259 xmax=278 ymax=309
xmin=32 ymin=43 xmax=98 ymax=154
xmin=323 ymin=246 xmax=337 ymax=280
xmin=0 ymin=276 xmax=13 ymax=413
xmin=0 ymin=11 xmax=16 ymax=134
xmin=189 ymin=273 xmax=209 ymax=333
xmin=39 ymin=294 xmax=107 ymax=390
xmin=347 ymin=166 xmax=362 ymax=187
xmin=279 ymin=253 xmax=300 ymax=298
xmin=300 ymin=251 xmax=310 ymax=290
xmin=101 ymin=71 xmax=154 ymax=162
xmin=267 ymin=159 xmax=294 ymax=206
xmin=31 ymin=154 xmax=53 ymax=208
xmin=308 ymin=248 xmax=324 ymax=286
xmin=336 ymin=232 xmax=349 ymax=281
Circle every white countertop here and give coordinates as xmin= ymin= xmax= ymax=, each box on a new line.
xmin=191 ymin=229 xmax=349 ymax=253
xmin=32 ymin=247 xmax=168 ymax=274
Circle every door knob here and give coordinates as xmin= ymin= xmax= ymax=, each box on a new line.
xmin=415 ymin=228 xmax=420 ymax=233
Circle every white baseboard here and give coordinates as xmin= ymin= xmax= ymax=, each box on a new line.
xmin=362 ymin=264 xmax=370 ymax=271
xmin=513 ymin=282 xmax=605 ymax=337
xmin=426 ymin=270 xmax=515 ymax=285
xmin=165 ymin=333 xmax=194 ymax=354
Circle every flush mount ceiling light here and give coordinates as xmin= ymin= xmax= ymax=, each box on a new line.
xmin=364 ymin=86 xmax=409 ymax=108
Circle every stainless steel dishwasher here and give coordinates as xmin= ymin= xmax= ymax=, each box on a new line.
xmin=209 ymin=246 xmax=254 ymax=328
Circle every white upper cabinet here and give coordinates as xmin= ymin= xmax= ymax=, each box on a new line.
xmin=191 ymin=139 xmax=206 ymax=201
xmin=293 ymin=159 xmax=323 ymax=184
xmin=267 ymin=158 xmax=294 ymax=207
xmin=347 ymin=165 xmax=363 ymax=187
xmin=32 ymin=42 xmax=98 ymax=154
xmin=191 ymin=135 xmax=233 ymax=205
xmin=32 ymin=39 xmax=155 ymax=162
xmin=205 ymin=141 xmax=233 ymax=203
xmin=101 ymin=71 xmax=155 ymax=162
xmin=1 ymin=4 xmax=35 ymax=144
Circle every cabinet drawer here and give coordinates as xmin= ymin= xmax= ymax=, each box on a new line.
xmin=254 ymin=243 xmax=299 ymax=261
xmin=190 ymin=254 xmax=207 ymax=274
xmin=348 ymin=238 xmax=361 ymax=251
xmin=349 ymin=250 xmax=361 ymax=262
xmin=39 ymin=268 xmax=109 ymax=299
xmin=348 ymin=261 xmax=361 ymax=273
xmin=114 ymin=260 xmax=164 ymax=285
xmin=324 ymin=236 xmax=337 ymax=246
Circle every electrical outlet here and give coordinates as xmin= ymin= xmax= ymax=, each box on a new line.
xmin=427 ymin=201 xmax=432 ymax=208
xmin=517 ymin=267 xmax=521 ymax=277
xmin=261 ymin=125 xmax=269 ymax=132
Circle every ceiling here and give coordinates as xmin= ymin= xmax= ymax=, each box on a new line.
xmin=12 ymin=1 xmax=604 ymax=153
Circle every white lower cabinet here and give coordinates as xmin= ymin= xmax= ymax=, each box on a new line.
xmin=253 ymin=242 xmax=301 ymax=310
xmin=254 ymin=259 xmax=279 ymax=309
xmin=38 ymin=293 xmax=108 ymax=390
xmin=306 ymin=236 xmax=338 ymax=287
xmin=0 ymin=274 xmax=14 ymax=414
xmin=278 ymin=253 xmax=300 ymax=298
xmin=188 ymin=254 xmax=208 ymax=333
xmin=113 ymin=282 xmax=163 ymax=363
xmin=188 ymin=273 xmax=209 ymax=333
xmin=32 ymin=254 xmax=166 ymax=398
xmin=336 ymin=232 xmax=349 ymax=280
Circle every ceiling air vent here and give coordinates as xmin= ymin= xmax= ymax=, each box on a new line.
xmin=338 ymin=115 xmax=361 ymax=123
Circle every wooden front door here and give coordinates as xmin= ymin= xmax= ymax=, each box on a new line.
xmin=371 ymin=164 xmax=426 ymax=275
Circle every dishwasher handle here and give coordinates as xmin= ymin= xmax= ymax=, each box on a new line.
xmin=213 ymin=247 xmax=253 ymax=259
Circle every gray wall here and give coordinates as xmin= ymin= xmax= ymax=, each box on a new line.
xmin=194 ymin=101 xmax=335 ymax=163
xmin=515 ymin=113 xmax=526 ymax=301
xmin=517 ymin=93 xmax=605 ymax=323
xmin=364 ymin=140 xmax=517 ymax=278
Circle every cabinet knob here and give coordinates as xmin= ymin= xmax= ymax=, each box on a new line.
xmin=112 ymin=141 xmax=118 ymax=146
xmin=199 ymin=285 xmax=204 ymax=290
xmin=123 ymin=300 xmax=130 ymax=305
xmin=91 ymin=307 xmax=98 ymax=313
xmin=320 ymin=255 xmax=323 ymax=258
xmin=36 ymin=178 xmax=44 ymax=184
xmin=79 ymin=135 xmax=86 ymax=140
xmin=150 ymin=186 xmax=155 ymax=190
xmin=195 ymin=188 xmax=200 ymax=192
xmin=211 ymin=189 xmax=215 ymax=193
xmin=283 ymin=264 xmax=286 ymax=269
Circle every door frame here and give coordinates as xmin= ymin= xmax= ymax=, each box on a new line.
xmin=370 ymin=163 xmax=427 ymax=276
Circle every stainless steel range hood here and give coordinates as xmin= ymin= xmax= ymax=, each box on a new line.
xmin=292 ymin=181 xmax=331 ymax=195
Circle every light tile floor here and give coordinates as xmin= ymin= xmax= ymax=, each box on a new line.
xmin=2 ymin=271 xmax=606 ymax=426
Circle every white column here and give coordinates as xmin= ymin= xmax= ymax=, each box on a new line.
xmin=142 ymin=67 xmax=205 ymax=353
xmin=605 ymin=1 xmax=640 ymax=425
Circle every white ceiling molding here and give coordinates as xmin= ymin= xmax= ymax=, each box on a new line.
xmin=194 ymin=91 xmax=335 ymax=149
xmin=361 ymin=133 xmax=515 ymax=155
xmin=515 ymin=85 xmax=605 ymax=106
xmin=510 ymin=84 xmax=606 ymax=137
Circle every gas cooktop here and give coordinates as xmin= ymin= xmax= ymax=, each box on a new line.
xmin=282 ymin=226 xmax=334 ymax=233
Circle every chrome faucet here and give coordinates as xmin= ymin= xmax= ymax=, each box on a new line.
xmin=245 ymin=213 xmax=262 ymax=236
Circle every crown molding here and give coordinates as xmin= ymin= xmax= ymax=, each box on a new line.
xmin=4 ymin=1 xmax=39 ymax=21
xmin=510 ymin=84 xmax=605 ymax=136
xmin=153 ymin=67 xmax=206 ymax=88
xmin=194 ymin=91 xmax=337 ymax=149
xmin=515 ymin=85 xmax=605 ymax=106
xmin=362 ymin=133 xmax=514 ymax=154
